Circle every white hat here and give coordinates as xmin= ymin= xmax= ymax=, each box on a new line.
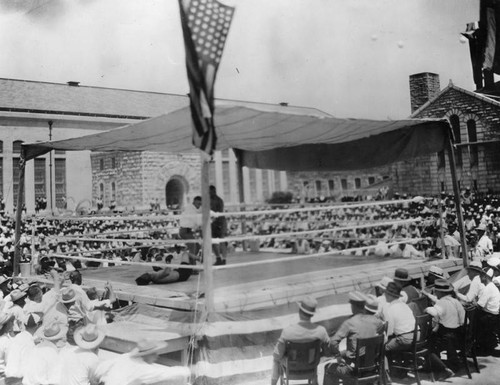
xmin=74 ymin=324 xmax=105 ymax=350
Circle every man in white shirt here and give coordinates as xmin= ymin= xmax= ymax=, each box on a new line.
xmin=95 ymin=339 xmax=189 ymax=385
xmin=425 ymin=279 xmax=465 ymax=377
xmin=178 ymin=196 xmax=202 ymax=267
xmin=454 ymin=261 xmax=484 ymax=304
xmin=23 ymin=321 xmax=68 ymax=385
xmin=476 ymin=267 xmax=500 ymax=354
xmin=477 ymin=224 xmax=493 ymax=259
xmin=381 ymin=282 xmax=416 ymax=352
xmin=389 ymin=243 xmax=425 ymax=259
xmin=5 ymin=313 xmax=42 ymax=382
xmin=58 ymin=324 xmax=105 ymax=385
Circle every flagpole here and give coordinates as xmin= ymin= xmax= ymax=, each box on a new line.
xmin=13 ymin=155 xmax=26 ymax=277
xmin=201 ymin=154 xmax=214 ymax=314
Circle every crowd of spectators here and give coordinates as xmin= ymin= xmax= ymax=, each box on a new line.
xmin=0 ymin=269 xmax=189 ymax=384
xmin=0 ymin=188 xmax=496 ymax=278
xmin=230 ymin=189 xmax=500 ymax=261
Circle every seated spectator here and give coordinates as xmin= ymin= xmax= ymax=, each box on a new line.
xmin=393 ymin=268 xmax=420 ymax=304
xmin=425 ymin=279 xmax=464 ymax=378
xmin=381 ymin=282 xmax=415 ymax=353
xmin=323 ymin=293 xmax=384 ymax=385
xmin=271 ymin=296 xmax=330 ymax=385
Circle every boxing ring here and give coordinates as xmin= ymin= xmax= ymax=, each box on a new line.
xmin=14 ymin=103 xmax=466 ymax=384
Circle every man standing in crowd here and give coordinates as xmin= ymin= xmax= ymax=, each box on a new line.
xmin=453 ymin=260 xmax=484 ymax=304
xmin=477 ymin=224 xmax=493 ymax=259
xmin=179 ymin=196 xmax=202 ymax=267
xmin=475 ymin=267 xmax=500 ymax=354
xmin=271 ymin=296 xmax=330 ymax=385
xmin=210 ymin=186 xmax=228 ymax=266
xmin=324 ymin=292 xmax=384 ymax=385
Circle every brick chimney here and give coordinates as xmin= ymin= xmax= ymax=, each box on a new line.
xmin=409 ymin=72 xmax=440 ymax=113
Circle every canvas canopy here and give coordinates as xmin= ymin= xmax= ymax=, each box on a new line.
xmin=22 ymin=103 xmax=450 ymax=171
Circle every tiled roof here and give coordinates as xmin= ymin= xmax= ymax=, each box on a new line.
xmin=0 ymin=78 xmax=189 ymax=118
xmin=0 ymin=78 xmax=331 ymax=119
xmin=410 ymin=81 xmax=500 ymax=118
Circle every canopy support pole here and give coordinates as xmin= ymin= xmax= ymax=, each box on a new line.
xmin=235 ymin=151 xmax=247 ymax=251
xmin=201 ymin=155 xmax=214 ymax=314
xmin=13 ymin=156 xmax=26 ymax=277
xmin=447 ymin=133 xmax=468 ymax=267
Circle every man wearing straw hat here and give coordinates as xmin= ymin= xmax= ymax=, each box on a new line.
xmin=95 ymin=339 xmax=189 ymax=385
xmin=324 ymin=292 xmax=384 ymax=385
xmin=58 ymin=324 xmax=105 ymax=385
xmin=424 ymin=279 xmax=464 ymax=378
xmin=23 ymin=320 xmax=68 ymax=385
xmin=271 ymin=296 xmax=330 ymax=385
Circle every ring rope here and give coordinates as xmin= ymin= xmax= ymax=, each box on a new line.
xmin=50 ymin=253 xmax=204 ymax=271
xmin=212 ymin=218 xmax=420 ymax=243
xmin=36 ymin=198 xmax=416 ymax=222
xmin=211 ymin=238 xmax=424 ymax=270
xmin=210 ymin=198 xmax=417 ymax=218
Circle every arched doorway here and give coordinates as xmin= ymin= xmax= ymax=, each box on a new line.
xmin=165 ymin=177 xmax=186 ymax=210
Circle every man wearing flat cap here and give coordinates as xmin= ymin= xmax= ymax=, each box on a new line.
xmin=271 ymin=296 xmax=330 ymax=385
xmin=324 ymin=292 xmax=384 ymax=385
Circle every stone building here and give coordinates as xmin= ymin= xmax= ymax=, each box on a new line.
xmin=0 ymin=78 xmax=295 ymax=212
xmin=392 ymin=72 xmax=500 ymax=195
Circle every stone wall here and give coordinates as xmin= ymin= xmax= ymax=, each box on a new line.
xmin=287 ymin=168 xmax=391 ymax=200
xmin=92 ymin=151 xmax=201 ymax=209
xmin=394 ymin=87 xmax=500 ymax=194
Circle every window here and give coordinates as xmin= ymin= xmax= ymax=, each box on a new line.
xmin=368 ymin=177 xmax=375 ymax=185
xmin=467 ymin=119 xmax=478 ymax=167
xmin=440 ymin=181 xmax=445 ymax=192
xmin=341 ymin=179 xmax=348 ymax=190
xmin=328 ymin=180 xmax=334 ymax=193
xmin=99 ymin=158 xmax=104 ymax=171
xmin=111 ymin=157 xmax=116 ymax=169
xmin=111 ymin=182 xmax=116 ymax=201
xmin=13 ymin=157 xmax=23 ymax=205
xmin=13 ymin=140 xmax=23 ymax=154
xmin=473 ymin=179 xmax=478 ymax=191
xmin=55 ymin=159 xmax=66 ymax=208
xmin=315 ymin=180 xmax=322 ymax=195
xmin=99 ymin=183 xmax=104 ymax=199
xmin=34 ymin=158 xmax=46 ymax=200
xmin=354 ymin=178 xmax=361 ymax=189
xmin=449 ymin=115 xmax=462 ymax=166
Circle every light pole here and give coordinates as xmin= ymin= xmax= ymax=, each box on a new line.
xmin=48 ymin=120 xmax=53 ymax=215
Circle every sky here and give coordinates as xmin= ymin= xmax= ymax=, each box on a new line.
xmin=0 ymin=0 xmax=480 ymax=119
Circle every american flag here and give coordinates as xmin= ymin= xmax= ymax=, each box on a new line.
xmin=178 ymin=0 xmax=235 ymax=155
